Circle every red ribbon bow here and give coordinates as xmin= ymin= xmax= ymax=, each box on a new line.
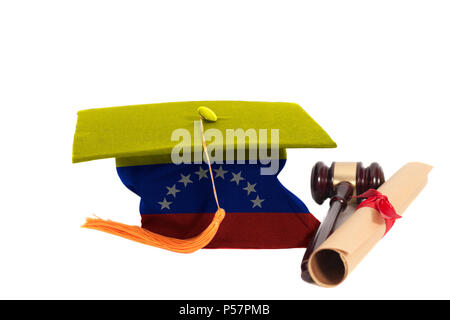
xmin=355 ymin=189 xmax=401 ymax=235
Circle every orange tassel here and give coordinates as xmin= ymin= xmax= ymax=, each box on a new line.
xmin=82 ymin=208 xmax=225 ymax=253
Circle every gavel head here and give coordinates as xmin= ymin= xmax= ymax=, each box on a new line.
xmin=311 ymin=162 xmax=385 ymax=204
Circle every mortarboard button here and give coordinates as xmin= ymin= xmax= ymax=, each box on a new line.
xmin=197 ymin=106 xmax=217 ymax=122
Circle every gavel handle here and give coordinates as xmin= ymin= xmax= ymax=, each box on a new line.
xmin=301 ymin=181 xmax=353 ymax=283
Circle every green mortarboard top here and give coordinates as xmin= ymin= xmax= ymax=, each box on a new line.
xmin=72 ymin=101 xmax=336 ymax=164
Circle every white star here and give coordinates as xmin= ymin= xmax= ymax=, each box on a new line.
xmin=243 ymin=182 xmax=257 ymax=195
xmin=214 ymin=165 xmax=228 ymax=179
xmin=166 ymin=184 xmax=180 ymax=198
xmin=194 ymin=166 xmax=209 ymax=180
xmin=178 ymin=174 xmax=193 ymax=187
xmin=250 ymin=195 xmax=265 ymax=208
xmin=230 ymin=171 xmax=245 ymax=186
xmin=158 ymin=198 xmax=172 ymax=210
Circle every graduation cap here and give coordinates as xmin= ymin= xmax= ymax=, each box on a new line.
xmin=73 ymin=101 xmax=336 ymax=252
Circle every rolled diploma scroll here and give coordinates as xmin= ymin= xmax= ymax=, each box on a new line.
xmin=308 ymin=162 xmax=432 ymax=287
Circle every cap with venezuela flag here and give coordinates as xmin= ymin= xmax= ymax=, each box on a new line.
xmin=72 ymin=101 xmax=336 ymax=252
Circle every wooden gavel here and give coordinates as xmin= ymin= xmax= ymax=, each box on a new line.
xmin=301 ymin=162 xmax=385 ymax=283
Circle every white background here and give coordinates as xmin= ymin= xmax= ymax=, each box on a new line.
xmin=0 ymin=1 xmax=449 ymax=299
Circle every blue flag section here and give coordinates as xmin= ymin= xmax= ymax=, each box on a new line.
xmin=117 ymin=159 xmax=309 ymax=215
